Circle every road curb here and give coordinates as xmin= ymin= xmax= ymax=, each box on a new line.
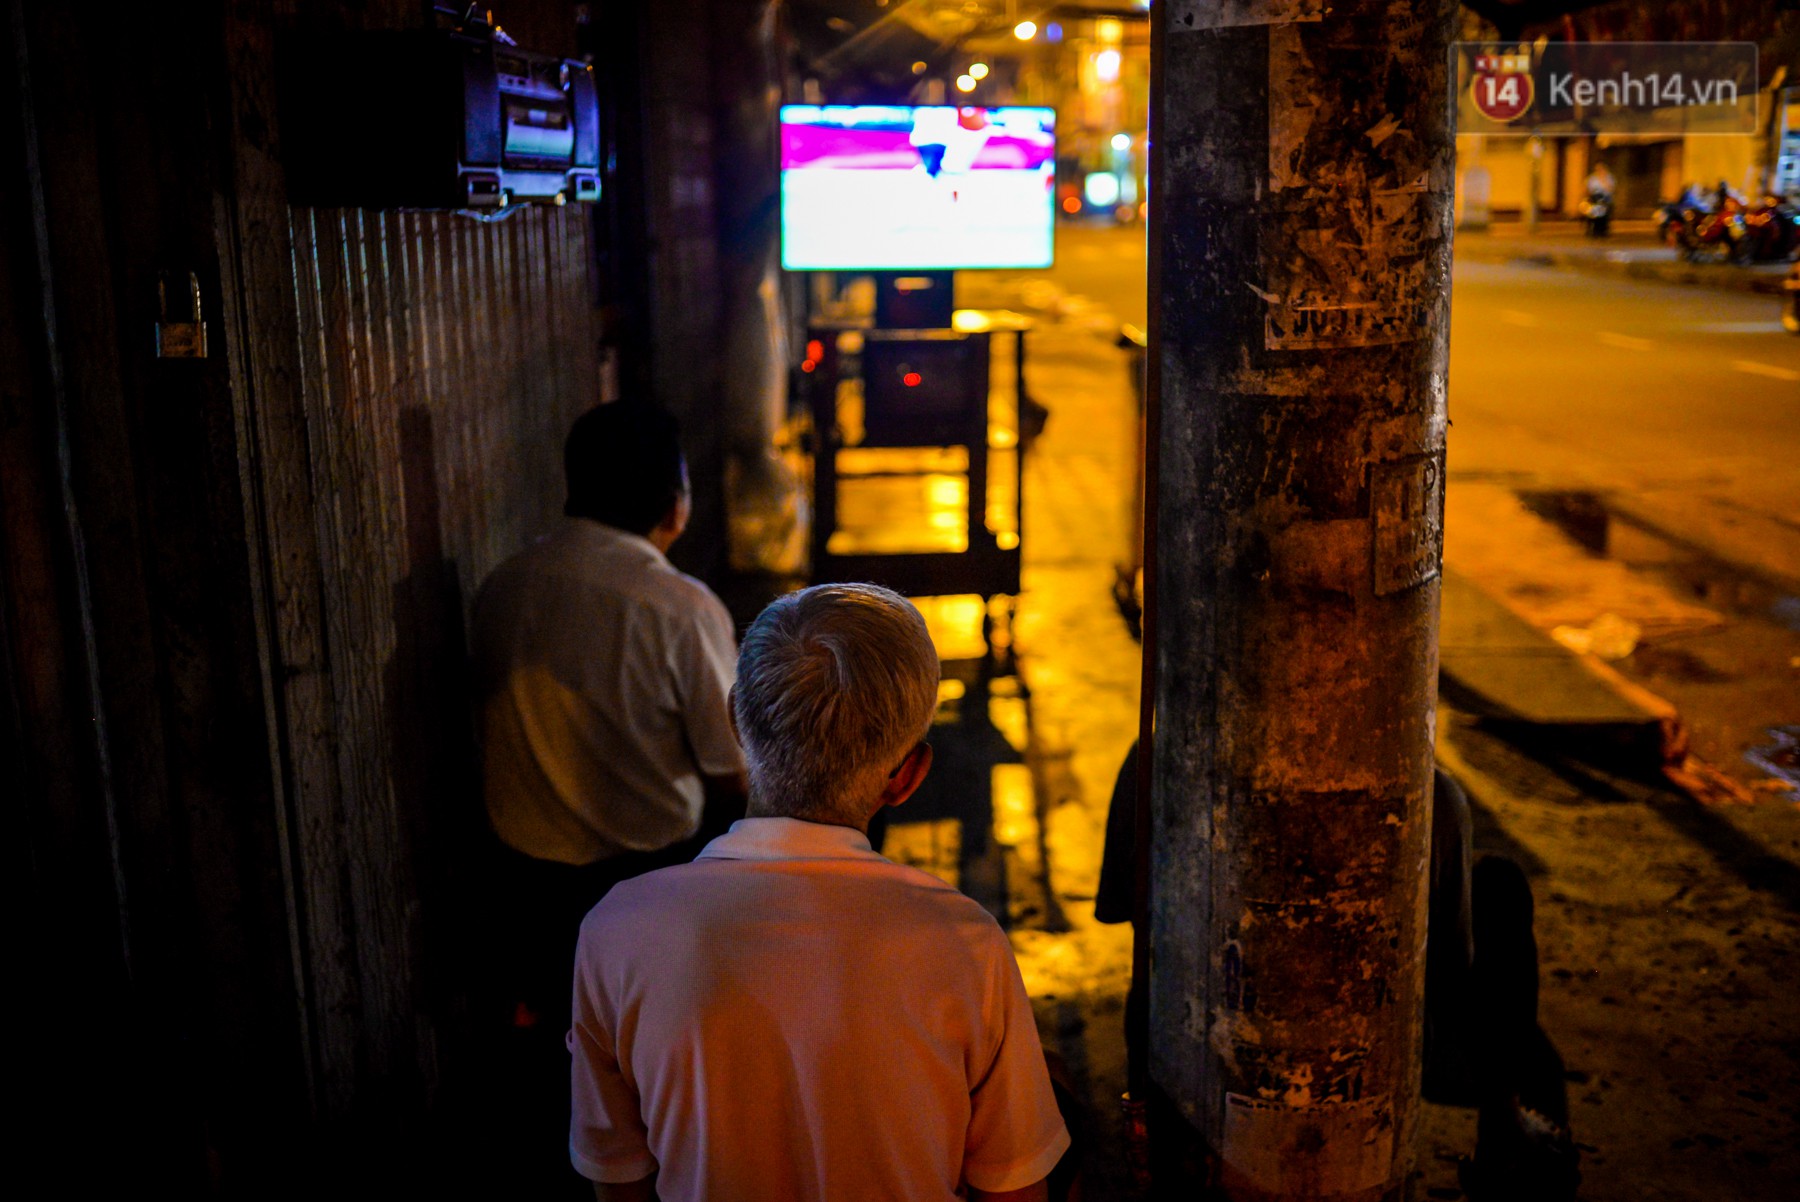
xmin=1456 ymin=240 xmax=1790 ymax=297
xmin=1437 ymin=566 xmax=1680 ymax=771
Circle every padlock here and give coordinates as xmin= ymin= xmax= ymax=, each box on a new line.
xmin=154 ymin=272 xmax=208 ymax=359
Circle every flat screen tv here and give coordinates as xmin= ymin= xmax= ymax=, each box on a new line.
xmin=780 ymin=104 xmax=1056 ymax=272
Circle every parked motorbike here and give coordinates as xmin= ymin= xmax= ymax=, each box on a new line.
xmin=1737 ymin=195 xmax=1800 ymax=263
xmin=1580 ymin=187 xmax=1613 ymax=237
xmin=1655 ymin=185 xmax=1709 ymax=249
xmin=1676 ymin=193 xmax=1748 ymax=263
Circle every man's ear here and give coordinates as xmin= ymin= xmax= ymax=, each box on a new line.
xmin=877 ymin=743 xmax=933 ymax=811
xmin=727 ymin=686 xmax=739 ymax=743
xmin=666 ymin=488 xmax=692 ymax=536
xmin=648 ymin=490 xmax=691 ymax=552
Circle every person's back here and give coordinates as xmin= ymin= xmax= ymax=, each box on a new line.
xmin=569 ymin=583 xmax=1069 ymax=1202
xmin=575 ymin=820 xmax=1058 ymax=1200
xmin=475 ymin=517 xmax=737 ymax=862
xmin=472 ymin=402 xmax=743 ymax=869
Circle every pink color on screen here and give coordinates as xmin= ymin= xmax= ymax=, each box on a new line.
xmin=781 ymin=123 xmax=1054 ymax=172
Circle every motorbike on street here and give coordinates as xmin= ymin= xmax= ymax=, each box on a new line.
xmin=1675 ymin=192 xmax=1748 ymax=264
xmin=1737 ymin=194 xmax=1800 ymax=264
xmin=1655 ymin=184 xmax=1710 ymax=249
xmin=1580 ymin=187 xmax=1613 ymax=237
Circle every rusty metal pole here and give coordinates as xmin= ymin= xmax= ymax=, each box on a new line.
xmin=1147 ymin=2 xmax=1454 ymax=1199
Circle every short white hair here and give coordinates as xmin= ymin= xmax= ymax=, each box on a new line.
xmin=733 ymin=583 xmax=940 ymax=824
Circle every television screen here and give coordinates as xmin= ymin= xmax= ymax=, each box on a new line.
xmin=780 ymin=104 xmax=1056 ymax=272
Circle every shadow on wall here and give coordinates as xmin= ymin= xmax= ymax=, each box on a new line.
xmin=278 ymin=203 xmax=596 ymax=1151
xmin=385 ymin=405 xmax=483 ymax=1024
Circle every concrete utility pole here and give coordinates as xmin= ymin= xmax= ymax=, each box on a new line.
xmin=1147 ymin=2 xmax=1454 ymax=1199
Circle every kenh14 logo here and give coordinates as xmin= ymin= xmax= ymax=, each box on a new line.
xmin=1470 ymin=51 xmax=1533 ymax=123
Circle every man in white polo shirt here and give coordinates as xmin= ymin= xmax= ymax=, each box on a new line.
xmin=569 ymin=583 xmax=1069 ymax=1202
xmin=471 ymin=401 xmax=746 ymax=1195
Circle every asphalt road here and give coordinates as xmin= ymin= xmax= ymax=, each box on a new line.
xmin=1008 ymin=220 xmax=1800 ymax=585
xmin=1031 ymin=221 xmax=1149 ymax=328
xmin=1445 ymin=257 xmax=1800 ymax=571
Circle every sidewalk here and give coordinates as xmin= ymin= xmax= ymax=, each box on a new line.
xmin=1456 ymin=220 xmax=1793 ymax=296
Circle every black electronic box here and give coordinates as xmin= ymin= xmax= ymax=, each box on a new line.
xmin=861 ymin=332 xmax=990 ymax=449
xmin=281 ymin=16 xmax=600 ymax=210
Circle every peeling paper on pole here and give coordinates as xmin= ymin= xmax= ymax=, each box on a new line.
xmin=1267 ymin=24 xmax=1317 ymax=193
xmin=1370 ymin=453 xmax=1444 ymax=596
xmin=1259 ymin=24 xmax=1446 ymax=351
xmin=1169 ymin=0 xmax=1324 ymax=31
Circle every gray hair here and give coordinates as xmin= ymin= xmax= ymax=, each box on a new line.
xmin=733 ymin=583 xmax=941 ymax=824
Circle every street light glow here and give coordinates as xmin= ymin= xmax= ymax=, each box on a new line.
xmin=955 ymin=73 xmax=977 ymax=93
xmin=1095 ymin=48 xmax=1122 ymax=83
xmin=969 ymin=62 xmax=990 ymax=80
xmin=1111 ymin=133 xmax=1132 ymax=151
xmin=1014 ymin=20 xmax=1037 ymax=40
xmin=1084 ymin=172 xmax=1121 ymax=209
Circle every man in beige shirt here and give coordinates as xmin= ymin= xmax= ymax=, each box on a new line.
xmin=471 ymin=402 xmax=746 ymax=1194
xmin=570 ymin=584 xmax=1069 ymax=1201
xmin=474 ymin=410 xmax=745 ymax=869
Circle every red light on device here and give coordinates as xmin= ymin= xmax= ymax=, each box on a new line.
xmin=902 ymin=371 xmax=923 ymax=387
xmin=806 ymin=340 xmax=824 ymax=360
xmin=800 ymin=360 xmax=816 ymax=372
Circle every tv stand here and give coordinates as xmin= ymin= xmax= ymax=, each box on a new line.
xmin=872 ymin=270 xmax=956 ymax=329
xmin=801 ymin=276 xmax=1034 ymax=675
